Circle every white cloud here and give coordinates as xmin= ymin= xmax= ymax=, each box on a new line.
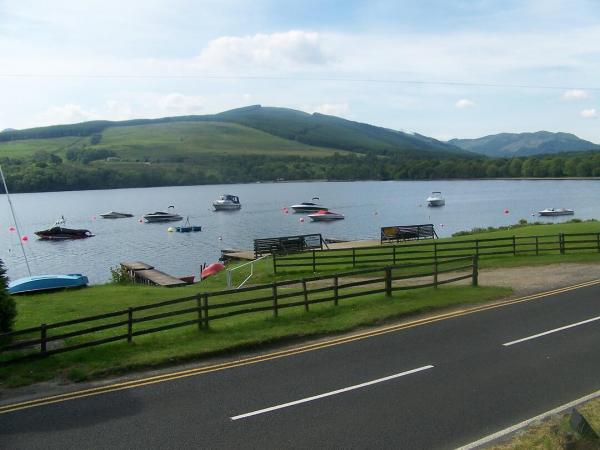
xmin=197 ymin=30 xmax=334 ymax=69
xmin=455 ymin=99 xmax=475 ymax=109
xmin=563 ymin=89 xmax=588 ymax=100
xmin=35 ymin=104 xmax=96 ymax=125
xmin=305 ymin=103 xmax=350 ymax=117
xmin=581 ymin=108 xmax=598 ymax=119
xmin=156 ymin=93 xmax=205 ymax=115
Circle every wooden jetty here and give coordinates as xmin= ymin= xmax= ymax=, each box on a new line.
xmin=120 ymin=261 xmax=189 ymax=287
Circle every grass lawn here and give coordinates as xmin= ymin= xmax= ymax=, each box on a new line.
xmin=0 ymin=285 xmax=509 ymax=388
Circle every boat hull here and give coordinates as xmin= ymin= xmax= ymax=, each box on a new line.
xmin=538 ymin=209 xmax=574 ymax=216
xmin=427 ymin=199 xmax=445 ymax=207
xmin=176 ymin=226 xmax=202 ymax=232
xmin=308 ymin=214 xmax=345 ymax=221
xmin=100 ymin=212 xmax=133 ymax=219
xmin=35 ymin=227 xmax=93 ymax=240
xmin=213 ymin=203 xmax=241 ymax=211
xmin=8 ymin=274 xmax=89 ymax=294
xmin=143 ymin=215 xmax=183 ymax=222
xmin=291 ymin=205 xmax=328 ymax=213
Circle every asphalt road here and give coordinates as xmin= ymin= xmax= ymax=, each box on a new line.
xmin=1 ymin=282 xmax=600 ymax=449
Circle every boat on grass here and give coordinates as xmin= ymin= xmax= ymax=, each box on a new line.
xmin=308 ymin=210 xmax=345 ymax=221
xmin=100 ymin=211 xmax=133 ymax=219
xmin=8 ymin=274 xmax=89 ymax=295
xmin=213 ymin=194 xmax=241 ymax=211
xmin=538 ymin=208 xmax=574 ymax=216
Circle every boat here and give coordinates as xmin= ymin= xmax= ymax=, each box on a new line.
xmin=426 ymin=192 xmax=445 ymax=207
xmin=35 ymin=216 xmax=93 ymax=240
xmin=308 ymin=210 xmax=345 ymax=221
xmin=8 ymin=274 xmax=89 ymax=295
xmin=100 ymin=211 xmax=134 ymax=219
xmin=538 ymin=208 xmax=574 ymax=216
xmin=175 ymin=217 xmax=202 ymax=233
xmin=290 ymin=198 xmax=328 ymax=213
xmin=0 ymin=164 xmax=89 ymax=294
xmin=143 ymin=206 xmax=183 ymax=222
xmin=213 ymin=194 xmax=241 ymax=211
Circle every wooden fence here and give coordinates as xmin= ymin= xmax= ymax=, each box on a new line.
xmin=0 ymin=256 xmax=477 ymax=363
xmin=272 ymin=232 xmax=600 ymax=273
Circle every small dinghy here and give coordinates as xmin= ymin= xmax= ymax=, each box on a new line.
xmin=8 ymin=274 xmax=89 ymax=295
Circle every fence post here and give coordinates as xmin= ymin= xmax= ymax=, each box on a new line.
xmin=559 ymin=233 xmax=565 ymax=255
xmin=273 ymin=253 xmax=278 ymax=274
xmin=312 ymin=250 xmax=316 ymax=272
xmin=597 ymin=233 xmax=600 ymax=253
xmin=535 ymin=235 xmax=539 ymax=256
xmin=272 ymin=283 xmax=278 ymax=317
xmin=385 ymin=267 xmax=392 ymax=297
xmin=512 ymin=235 xmax=516 ymax=256
xmin=392 ymin=246 xmax=396 ymax=265
xmin=40 ymin=324 xmax=47 ymax=355
xmin=352 ymin=248 xmax=356 ymax=268
xmin=472 ymin=255 xmax=479 ymax=287
xmin=333 ymin=276 xmax=339 ymax=306
xmin=302 ymin=279 xmax=309 ymax=311
xmin=127 ymin=308 xmax=133 ymax=343
xmin=196 ymin=295 xmax=202 ymax=330
xmin=434 ymin=241 xmax=438 ymax=261
xmin=475 ymin=240 xmax=479 ymax=257
xmin=203 ymin=294 xmax=209 ymax=328
xmin=433 ymin=259 xmax=438 ymax=289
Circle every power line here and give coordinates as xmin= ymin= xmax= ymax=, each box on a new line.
xmin=0 ymin=73 xmax=598 ymax=91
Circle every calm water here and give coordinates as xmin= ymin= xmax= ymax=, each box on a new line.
xmin=1 ymin=180 xmax=598 ymax=284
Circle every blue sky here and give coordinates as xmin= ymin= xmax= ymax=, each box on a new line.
xmin=1 ymin=0 xmax=599 ymax=141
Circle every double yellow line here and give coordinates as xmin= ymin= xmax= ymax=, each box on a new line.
xmin=2 ymin=279 xmax=599 ymax=416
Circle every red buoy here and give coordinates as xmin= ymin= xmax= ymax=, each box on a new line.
xmin=21 ymin=235 xmax=29 ymax=241
xmin=8 ymin=226 xmax=16 ymax=232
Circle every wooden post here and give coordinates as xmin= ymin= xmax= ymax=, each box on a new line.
xmin=392 ymin=246 xmax=396 ymax=265
xmin=472 ymin=255 xmax=479 ymax=287
xmin=434 ymin=241 xmax=438 ymax=261
xmin=597 ymin=233 xmax=600 ymax=253
xmin=475 ymin=239 xmax=479 ymax=257
xmin=312 ymin=250 xmax=316 ymax=272
xmin=352 ymin=248 xmax=356 ymax=268
xmin=40 ymin=324 xmax=47 ymax=355
xmin=203 ymin=294 xmax=209 ymax=328
xmin=302 ymin=279 xmax=309 ymax=311
xmin=535 ymin=236 xmax=539 ymax=256
xmin=273 ymin=253 xmax=278 ymax=274
xmin=196 ymin=295 xmax=202 ymax=330
xmin=333 ymin=276 xmax=339 ymax=306
xmin=433 ymin=259 xmax=438 ymax=289
xmin=385 ymin=267 xmax=392 ymax=297
xmin=272 ymin=283 xmax=278 ymax=317
xmin=512 ymin=235 xmax=516 ymax=256
xmin=127 ymin=308 xmax=133 ymax=343
xmin=559 ymin=233 xmax=565 ymax=255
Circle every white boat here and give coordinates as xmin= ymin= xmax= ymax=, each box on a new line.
xmin=426 ymin=192 xmax=445 ymax=207
xmin=538 ymin=208 xmax=574 ymax=217
xmin=308 ymin=210 xmax=345 ymax=221
xmin=143 ymin=206 xmax=183 ymax=222
xmin=290 ymin=199 xmax=328 ymax=213
xmin=100 ymin=211 xmax=133 ymax=219
xmin=213 ymin=194 xmax=241 ymax=211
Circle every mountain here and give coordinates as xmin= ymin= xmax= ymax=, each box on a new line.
xmin=449 ymin=131 xmax=600 ymax=157
xmin=0 ymin=105 xmax=469 ymax=159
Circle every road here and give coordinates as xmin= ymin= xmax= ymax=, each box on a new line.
xmin=1 ymin=281 xmax=600 ymax=449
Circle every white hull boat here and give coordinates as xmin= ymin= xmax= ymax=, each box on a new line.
xmin=538 ymin=208 xmax=574 ymax=216
xmin=100 ymin=211 xmax=134 ymax=219
xmin=213 ymin=194 xmax=241 ymax=211
xmin=308 ymin=210 xmax=345 ymax=221
xmin=426 ymin=192 xmax=445 ymax=207
xmin=290 ymin=201 xmax=328 ymax=213
xmin=144 ymin=206 xmax=183 ymax=222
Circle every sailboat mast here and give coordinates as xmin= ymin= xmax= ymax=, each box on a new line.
xmin=0 ymin=164 xmax=32 ymax=276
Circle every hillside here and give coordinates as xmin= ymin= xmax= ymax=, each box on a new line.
xmin=449 ymin=131 xmax=600 ymax=157
xmin=0 ymin=105 xmax=469 ymax=160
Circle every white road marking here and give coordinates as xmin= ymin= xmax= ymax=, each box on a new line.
xmin=230 ymin=365 xmax=434 ymax=421
xmin=503 ymin=315 xmax=600 ymax=347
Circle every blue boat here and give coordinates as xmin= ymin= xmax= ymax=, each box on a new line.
xmin=8 ymin=274 xmax=89 ymax=295
xmin=175 ymin=217 xmax=202 ymax=233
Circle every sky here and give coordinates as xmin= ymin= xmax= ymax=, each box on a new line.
xmin=1 ymin=0 xmax=600 ymax=141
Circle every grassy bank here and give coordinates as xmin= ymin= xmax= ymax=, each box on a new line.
xmin=1 ymin=285 xmax=509 ymax=387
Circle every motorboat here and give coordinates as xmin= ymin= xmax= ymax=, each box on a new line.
xmin=143 ymin=206 xmax=183 ymax=222
xmin=213 ymin=194 xmax=241 ymax=211
xmin=538 ymin=208 xmax=574 ymax=216
xmin=8 ymin=274 xmax=89 ymax=294
xmin=35 ymin=216 xmax=93 ymax=240
xmin=100 ymin=211 xmax=134 ymax=219
xmin=35 ymin=226 xmax=94 ymax=240
xmin=426 ymin=192 xmax=445 ymax=207
xmin=308 ymin=210 xmax=345 ymax=221
xmin=290 ymin=198 xmax=328 ymax=213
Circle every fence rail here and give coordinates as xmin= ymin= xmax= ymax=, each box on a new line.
xmin=0 ymin=256 xmax=477 ymax=363
xmin=272 ymin=232 xmax=600 ymax=272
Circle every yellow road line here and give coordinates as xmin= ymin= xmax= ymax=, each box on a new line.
xmin=1 ymin=279 xmax=599 ymax=415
